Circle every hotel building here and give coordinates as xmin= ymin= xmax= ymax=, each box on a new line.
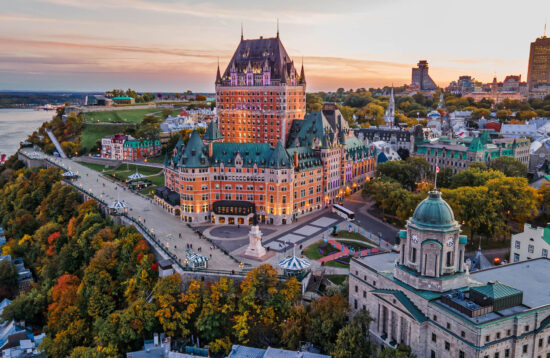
xmin=215 ymin=31 xmax=306 ymax=147
xmin=159 ymin=105 xmax=375 ymax=225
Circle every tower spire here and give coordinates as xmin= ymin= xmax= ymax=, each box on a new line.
xmin=241 ymin=22 xmax=243 ymax=41
xmin=277 ymin=18 xmax=279 ymax=38
xmin=216 ymin=57 xmax=221 ymax=84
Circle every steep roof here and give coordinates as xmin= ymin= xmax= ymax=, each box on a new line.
xmin=269 ymin=141 xmax=291 ymax=169
xmin=468 ymin=137 xmax=484 ymax=152
xmin=203 ymin=120 xmax=223 ymax=141
xmin=221 ymin=36 xmax=296 ymax=82
xmin=211 ymin=142 xmax=272 ymax=168
xmin=178 ymin=130 xmax=208 ymax=167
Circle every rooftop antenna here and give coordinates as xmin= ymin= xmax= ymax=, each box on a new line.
xmin=277 ymin=18 xmax=279 ymax=38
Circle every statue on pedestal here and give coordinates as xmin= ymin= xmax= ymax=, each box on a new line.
xmin=244 ymin=214 xmax=266 ymax=258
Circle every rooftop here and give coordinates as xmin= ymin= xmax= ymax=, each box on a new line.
xmin=470 ymin=258 xmax=550 ymax=308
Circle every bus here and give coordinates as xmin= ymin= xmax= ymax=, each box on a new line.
xmin=332 ymin=204 xmax=355 ymax=221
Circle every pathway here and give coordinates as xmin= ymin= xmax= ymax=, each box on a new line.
xmin=45 ymin=129 xmax=67 ymax=158
xmin=317 ymin=240 xmax=382 ymax=263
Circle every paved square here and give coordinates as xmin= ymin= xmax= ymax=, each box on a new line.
xmin=265 ymin=241 xmax=290 ymax=251
xmin=310 ymin=217 xmax=339 ymax=227
xmin=278 ymin=233 xmax=304 ymax=244
xmin=294 ymin=225 xmax=322 ymax=236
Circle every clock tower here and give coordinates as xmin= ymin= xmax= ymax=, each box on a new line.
xmin=394 ymin=190 xmax=469 ymax=292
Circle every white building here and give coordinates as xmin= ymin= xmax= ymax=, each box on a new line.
xmin=510 ymin=223 xmax=550 ymax=263
xmin=501 ymin=123 xmax=537 ymax=138
xmin=350 ymin=190 xmax=550 ymax=358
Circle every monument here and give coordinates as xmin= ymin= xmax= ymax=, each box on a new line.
xmin=244 ymin=224 xmax=267 ymax=258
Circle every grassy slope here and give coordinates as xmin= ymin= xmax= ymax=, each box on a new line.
xmin=84 ymin=108 xmax=181 ymax=124
xmin=80 ymin=125 xmax=133 ymax=150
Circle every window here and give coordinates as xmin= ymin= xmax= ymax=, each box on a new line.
xmin=528 ymin=245 xmax=534 ymax=253
xmin=539 ymin=338 xmax=543 ymax=348
xmin=525 ymin=325 xmax=530 ymax=332
xmin=543 ymin=249 xmax=548 ymax=258
xmin=504 ymin=349 xmax=510 ymax=358
xmin=461 ymin=331 xmax=465 ymax=338
xmin=354 ymin=299 xmax=357 ymax=309
xmin=523 ymin=344 xmax=528 ymax=353
xmin=363 ymin=291 xmax=366 ymax=298
xmin=494 ymin=353 xmax=499 ymax=358
xmin=459 ymin=351 xmax=465 ymax=358
xmin=446 ymin=322 xmax=451 ymax=329
xmin=433 ymin=315 xmax=437 ymax=321
xmin=430 ymin=351 xmax=435 ymax=358
xmin=515 ymin=240 xmax=520 ymax=249
xmin=514 ymin=253 xmax=520 ymax=262
xmin=496 ymin=332 xmax=501 ymax=339
xmin=507 ymin=329 xmax=511 ymax=336
xmin=486 ymin=335 xmax=491 ymax=342
xmin=355 ymin=285 xmax=358 ymax=293
xmin=444 ymin=341 xmax=450 ymax=350
xmin=432 ymin=333 xmax=437 ymax=342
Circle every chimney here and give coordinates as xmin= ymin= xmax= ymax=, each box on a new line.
xmin=294 ymin=152 xmax=299 ymax=168
xmin=209 ymin=142 xmax=213 ymax=157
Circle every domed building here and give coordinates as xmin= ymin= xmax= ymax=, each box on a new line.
xmin=350 ymin=189 xmax=550 ymax=358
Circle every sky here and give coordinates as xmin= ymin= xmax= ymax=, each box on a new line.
xmin=1 ymin=0 xmax=549 ymax=92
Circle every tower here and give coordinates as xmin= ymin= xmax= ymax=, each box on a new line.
xmin=527 ymin=32 xmax=550 ymax=91
xmin=394 ymin=190 xmax=469 ymax=292
xmin=215 ymin=30 xmax=306 ymax=147
xmin=384 ymin=87 xmax=395 ymax=127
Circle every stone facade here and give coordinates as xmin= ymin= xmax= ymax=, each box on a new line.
xmin=350 ymin=190 xmax=550 ymax=358
xmin=510 ymin=223 xmax=550 ymax=263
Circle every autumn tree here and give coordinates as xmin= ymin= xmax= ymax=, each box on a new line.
xmin=308 ymin=294 xmax=349 ymax=353
xmin=489 ymin=156 xmax=528 ymax=178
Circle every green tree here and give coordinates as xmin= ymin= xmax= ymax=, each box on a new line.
xmin=308 ymin=294 xmax=349 ymax=353
xmin=306 ymin=93 xmax=324 ymax=113
xmin=489 ymin=157 xmax=528 ymax=178
xmin=331 ymin=324 xmax=369 ymax=358
xmin=0 ymin=259 xmax=18 ymax=298
xmin=449 ymin=167 xmax=504 ymax=188
xmin=486 ymin=177 xmax=538 ymax=227
xmin=437 ymin=167 xmax=454 ymax=188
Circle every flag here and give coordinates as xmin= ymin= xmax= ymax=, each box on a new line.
xmin=436 ymin=166 xmax=440 ymax=174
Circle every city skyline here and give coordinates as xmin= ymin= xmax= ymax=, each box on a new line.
xmin=1 ymin=0 xmax=550 ymax=92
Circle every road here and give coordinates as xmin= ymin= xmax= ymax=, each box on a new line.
xmin=342 ymin=191 xmax=400 ymax=245
xmin=41 ymin=152 xmax=240 ymax=270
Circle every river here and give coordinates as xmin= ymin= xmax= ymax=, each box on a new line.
xmin=0 ymin=109 xmax=53 ymax=156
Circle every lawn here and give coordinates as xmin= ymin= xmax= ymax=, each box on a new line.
xmin=80 ymin=124 xmax=133 ymax=150
xmin=336 ymin=231 xmax=370 ymax=242
xmin=84 ymin=108 xmax=181 ymax=124
xmin=79 ymin=162 xmax=119 ymax=172
xmin=109 ymin=164 xmax=165 ymax=186
xmin=146 ymin=156 xmax=166 ymax=164
xmin=303 ymin=239 xmax=373 ymax=268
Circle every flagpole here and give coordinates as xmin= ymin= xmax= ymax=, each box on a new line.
xmin=434 ymin=161 xmax=438 ymax=190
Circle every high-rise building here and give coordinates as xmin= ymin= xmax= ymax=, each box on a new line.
xmin=215 ymin=31 xmax=306 ymax=147
xmin=527 ymin=35 xmax=550 ymax=91
xmin=411 ymin=60 xmax=437 ymax=91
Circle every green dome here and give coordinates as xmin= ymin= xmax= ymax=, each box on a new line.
xmin=410 ymin=190 xmax=456 ymax=231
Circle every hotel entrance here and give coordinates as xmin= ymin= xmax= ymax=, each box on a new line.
xmin=212 ymin=200 xmax=255 ymax=226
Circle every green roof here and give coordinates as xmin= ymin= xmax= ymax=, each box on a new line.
xmin=269 ymin=141 xmax=291 ymax=169
xmin=203 ymin=120 xmax=222 ymax=141
xmin=543 ymin=225 xmax=550 ymax=246
xmin=286 ymin=146 xmax=322 ymax=172
xmin=179 ymin=130 xmax=208 ymax=167
xmin=372 ymin=289 xmax=427 ymax=322
xmin=459 ymin=235 xmax=468 ymax=245
xmin=410 ymin=191 xmax=457 ymax=232
xmin=468 ymin=137 xmax=484 ymax=152
xmin=399 ymin=230 xmax=407 ymax=239
xmin=470 ymin=282 xmax=522 ymax=300
xmin=112 ymin=96 xmax=134 ymax=100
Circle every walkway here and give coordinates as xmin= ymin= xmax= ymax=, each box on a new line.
xmin=317 ymin=240 xmax=381 ymax=263
xmin=28 ymin=150 xmax=240 ymax=270
xmin=45 ymin=129 xmax=67 ymax=158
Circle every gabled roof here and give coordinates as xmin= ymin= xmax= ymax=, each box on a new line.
xmin=211 ymin=142 xmax=272 ymax=168
xmin=468 ymin=137 xmax=484 ymax=152
xmin=372 ymin=289 xmax=428 ymax=322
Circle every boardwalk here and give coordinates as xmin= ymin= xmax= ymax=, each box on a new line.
xmin=41 ymin=153 xmax=240 ymax=270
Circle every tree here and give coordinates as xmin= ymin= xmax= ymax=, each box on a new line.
xmin=0 ymin=259 xmax=18 ymax=298
xmin=486 ymin=177 xmax=538 ymax=227
xmin=308 ymin=294 xmax=349 ymax=353
xmin=496 ymin=109 xmax=512 ymax=121
xmin=471 ymin=108 xmax=491 ymax=120
xmin=539 ymin=182 xmax=550 ymax=215
xmin=437 ymin=167 xmax=453 ymax=188
xmin=196 ymin=277 xmax=236 ymax=343
xmin=449 ymin=167 xmax=504 ymax=188
xmin=306 ymin=93 xmax=323 ymax=113
xmin=489 ymin=157 xmax=528 ymax=178
xmin=195 ymin=94 xmax=207 ymax=101
xmin=331 ymin=324 xmax=369 ymax=358
xmin=161 ymin=108 xmax=173 ymax=119
xmin=280 ymin=305 xmax=310 ymax=350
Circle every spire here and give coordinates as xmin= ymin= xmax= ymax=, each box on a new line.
xmin=277 ymin=18 xmax=279 ymax=38
xmin=215 ymin=57 xmax=221 ymax=84
xmin=241 ymin=22 xmax=244 ymax=41
xmin=299 ymin=57 xmax=306 ymax=85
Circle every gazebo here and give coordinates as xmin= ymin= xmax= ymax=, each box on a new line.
xmin=278 ymin=253 xmax=311 ymax=279
xmin=62 ymin=170 xmax=78 ymax=179
xmin=184 ymin=248 xmax=208 ymax=270
xmin=108 ymin=200 xmax=128 ymax=214
xmin=128 ymin=167 xmax=145 ymax=181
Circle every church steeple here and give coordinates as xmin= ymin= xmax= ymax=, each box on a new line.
xmin=384 ymin=86 xmax=395 ymax=127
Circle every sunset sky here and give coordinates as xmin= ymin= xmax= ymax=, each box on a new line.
xmin=1 ymin=0 xmax=549 ymax=92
